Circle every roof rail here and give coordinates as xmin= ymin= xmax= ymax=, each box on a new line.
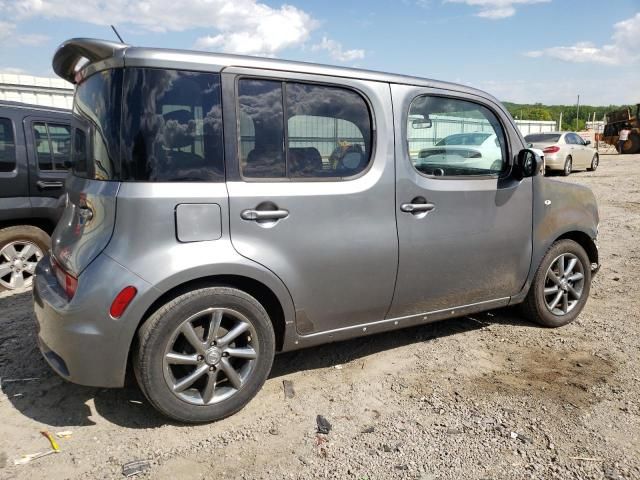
xmin=52 ymin=38 xmax=127 ymax=84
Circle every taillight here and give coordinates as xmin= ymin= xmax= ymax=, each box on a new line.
xmin=110 ymin=286 xmax=138 ymax=319
xmin=50 ymin=256 xmax=78 ymax=300
xmin=543 ymin=146 xmax=560 ymax=154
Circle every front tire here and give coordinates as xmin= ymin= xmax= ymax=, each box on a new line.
xmin=588 ymin=154 xmax=599 ymax=171
xmin=134 ymin=287 xmax=275 ymax=423
xmin=562 ymin=156 xmax=572 ymax=176
xmin=522 ymin=239 xmax=591 ymax=327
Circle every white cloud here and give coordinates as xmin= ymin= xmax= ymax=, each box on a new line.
xmin=445 ymin=0 xmax=550 ymax=19
xmin=0 ymin=20 xmax=49 ymax=46
xmin=312 ymin=36 xmax=365 ymax=62
xmin=3 ymin=0 xmax=318 ymax=56
xmin=525 ymin=13 xmax=640 ymax=66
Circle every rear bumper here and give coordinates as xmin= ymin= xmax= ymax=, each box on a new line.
xmin=33 ymin=253 xmax=153 ymax=387
xmin=544 ymin=153 xmax=565 ymax=170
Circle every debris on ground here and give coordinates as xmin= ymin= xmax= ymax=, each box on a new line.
xmin=14 ymin=450 xmax=57 ymax=465
xmin=316 ymin=415 xmax=332 ymax=434
xmin=334 ymin=364 xmax=343 ymax=370
xmin=56 ymin=431 xmax=73 ymax=439
xmin=0 ymin=377 xmax=40 ymax=385
xmin=361 ymin=426 xmax=375 ymax=434
xmin=41 ymin=431 xmax=61 ymax=452
xmin=122 ymin=459 xmax=151 ymax=477
xmin=282 ymin=380 xmax=295 ymax=399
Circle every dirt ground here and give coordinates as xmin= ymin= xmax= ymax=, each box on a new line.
xmin=1 ymin=154 xmax=639 ymax=480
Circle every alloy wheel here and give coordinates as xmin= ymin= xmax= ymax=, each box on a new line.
xmin=163 ymin=307 xmax=259 ymax=406
xmin=543 ymin=253 xmax=585 ymax=316
xmin=0 ymin=240 xmax=43 ymax=290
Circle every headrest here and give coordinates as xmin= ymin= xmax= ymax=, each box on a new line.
xmin=162 ymin=109 xmax=194 ymax=149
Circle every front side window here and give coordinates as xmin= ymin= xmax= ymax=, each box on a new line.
xmin=407 ymin=96 xmax=507 ymax=177
xmin=33 ymin=123 xmax=71 ymax=171
xmin=0 ymin=118 xmax=16 ymax=173
xmin=238 ymin=79 xmax=372 ymax=179
xmin=121 ymin=68 xmax=224 ymax=182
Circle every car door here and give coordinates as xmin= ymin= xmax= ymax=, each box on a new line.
xmin=23 ymin=116 xmax=71 ymax=219
xmin=388 ymin=84 xmax=533 ymax=318
xmin=572 ymin=133 xmax=590 ymax=167
xmin=223 ymin=69 xmax=398 ymax=335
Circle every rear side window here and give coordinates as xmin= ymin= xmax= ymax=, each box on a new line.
xmin=33 ymin=122 xmax=71 ymax=171
xmin=121 ymin=68 xmax=224 ymax=182
xmin=238 ymin=79 xmax=372 ymax=179
xmin=407 ymin=95 xmax=507 ymax=177
xmin=0 ymin=118 xmax=16 ymax=172
xmin=73 ymin=69 xmax=123 ymax=180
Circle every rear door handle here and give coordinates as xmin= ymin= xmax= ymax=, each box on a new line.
xmin=241 ymin=209 xmax=289 ymax=221
xmin=400 ymin=203 xmax=435 ymax=213
xmin=36 ymin=180 xmax=64 ymax=190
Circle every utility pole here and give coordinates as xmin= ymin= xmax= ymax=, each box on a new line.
xmin=559 ymin=111 xmax=563 ymax=131
xmin=575 ymin=94 xmax=580 ymax=131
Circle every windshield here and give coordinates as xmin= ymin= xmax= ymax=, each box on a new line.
xmin=525 ymin=133 xmax=561 ymax=143
xmin=72 ymin=69 xmax=122 ymax=180
xmin=435 ymin=133 xmax=491 ymax=146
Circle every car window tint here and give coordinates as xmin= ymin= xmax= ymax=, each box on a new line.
xmin=121 ymin=68 xmax=224 ymax=182
xmin=407 ymin=96 xmax=506 ymax=177
xmin=0 ymin=118 xmax=16 ymax=172
xmin=73 ymin=68 xmax=122 ymax=180
xmin=238 ymin=79 xmax=286 ymax=178
xmin=285 ymin=83 xmax=372 ymax=178
xmin=33 ymin=123 xmax=52 ymax=170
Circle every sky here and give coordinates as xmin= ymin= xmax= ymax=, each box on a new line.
xmin=0 ymin=0 xmax=638 ymax=106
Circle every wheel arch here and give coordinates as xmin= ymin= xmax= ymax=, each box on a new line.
xmin=555 ymin=230 xmax=598 ymax=268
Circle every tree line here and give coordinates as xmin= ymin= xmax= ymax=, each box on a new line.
xmin=502 ymin=102 xmax=636 ymax=131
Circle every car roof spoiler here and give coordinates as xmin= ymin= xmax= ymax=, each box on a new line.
xmin=52 ymin=38 xmax=127 ymax=84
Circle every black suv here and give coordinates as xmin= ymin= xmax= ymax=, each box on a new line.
xmin=0 ymin=101 xmax=72 ymax=291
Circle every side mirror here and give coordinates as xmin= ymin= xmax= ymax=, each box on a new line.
xmin=584 ymin=140 xmax=591 ymax=146
xmin=514 ymin=148 xmax=543 ymax=180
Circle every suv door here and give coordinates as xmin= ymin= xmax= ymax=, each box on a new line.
xmin=223 ymin=70 xmax=397 ymax=335
xmin=23 ymin=117 xmax=71 ymax=219
xmin=388 ymin=85 xmax=533 ymax=318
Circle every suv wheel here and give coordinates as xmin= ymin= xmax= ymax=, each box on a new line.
xmin=588 ymin=154 xmax=599 ymax=171
xmin=522 ymin=239 xmax=591 ymax=327
xmin=134 ymin=287 xmax=276 ymax=423
xmin=0 ymin=226 xmax=49 ymax=291
xmin=562 ymin=156 xmax=572 ymax=176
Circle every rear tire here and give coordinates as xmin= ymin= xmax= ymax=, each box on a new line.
xmin=521 ymin=239 xmax=591 ymax=328
xmin=134 ymin=287 xmax=275 ymax=423
xmin=0 ymin=226 xmax=49 ymax=291
xmin=622 ymin=133 xmax=640 ymax=154
xmin=588 ymin=154 xmax=599 ymax=171
xmin=562 ymin=156 xmax=572 ymax=176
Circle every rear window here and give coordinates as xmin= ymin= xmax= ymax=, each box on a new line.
xmin=238 ymin=79 xmax=372 ymax=179
xmin=525 ymin=133 xmax=561 ymax=143
xmin=73 ymin=69 xmax=123 ymax=180
xmin=72 ymin=68 xmax=224 ymax=182
xmin=33 ymin=122 xmax=71 ymax=171
xmin=0 ymin=118 xmax=16 ymax=173
xmin=121 ymin=68 xmax=224 ymax=182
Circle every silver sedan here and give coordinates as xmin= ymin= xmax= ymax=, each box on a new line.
xmin=524 ymin=131 xmax=599 ymax=176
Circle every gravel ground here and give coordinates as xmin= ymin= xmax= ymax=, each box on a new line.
xmin=1 ymin=154 xmax=639 ymax=480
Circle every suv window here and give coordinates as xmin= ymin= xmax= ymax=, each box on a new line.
xmin=407 ymin=95 xmax=506 ymax=177
xmin=0 ymin=118 xmax=16 ymax=173
xmin=238 ymin=79 xmax=372 ymax=179
xmin=33 ymin=122 xmax=71 ymax=171
xmin=121 ymin=68 xmax=224 ymax=182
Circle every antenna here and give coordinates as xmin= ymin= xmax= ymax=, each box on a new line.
xmin=111 ymin=25 xmax=125 ymax=44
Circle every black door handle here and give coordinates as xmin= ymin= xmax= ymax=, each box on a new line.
xmin=36 ymin=180 xmax=64 ymax=190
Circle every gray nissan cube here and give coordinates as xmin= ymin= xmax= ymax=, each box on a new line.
xmin=33 ymin=38 xmax=599 ymax=423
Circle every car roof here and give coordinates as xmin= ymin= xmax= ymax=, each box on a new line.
xmin=52 ymin=38 xmax=501 ymax=105
xmin=0 ymin=100 xmax=71 ymax=115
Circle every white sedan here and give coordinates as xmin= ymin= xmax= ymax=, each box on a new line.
xmin=524 ymin=131 xmax=599 ymax=176
xmin=415 ymin=132 xmax=503 ymax=174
